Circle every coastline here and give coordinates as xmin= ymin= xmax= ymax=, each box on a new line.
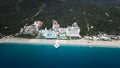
xmin=0 ymin=37 xmax=120 ymax=48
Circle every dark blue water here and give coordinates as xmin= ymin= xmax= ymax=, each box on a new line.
xmin=0 ymin=43 xmax=120 ymax=68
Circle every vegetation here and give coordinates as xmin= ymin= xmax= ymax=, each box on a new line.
xmin=0 ymin=0 xmax=120 ymax=36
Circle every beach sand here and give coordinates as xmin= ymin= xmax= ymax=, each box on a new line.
xmin=0 ymin=37 xmax=120 ymax=48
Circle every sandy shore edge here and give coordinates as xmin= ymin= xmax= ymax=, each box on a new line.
xmin=0 ymin=37 xmax=120 ymax=48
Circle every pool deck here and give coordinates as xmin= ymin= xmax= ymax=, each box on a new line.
xmin=0 ymin=37 xmax=120 ymax=48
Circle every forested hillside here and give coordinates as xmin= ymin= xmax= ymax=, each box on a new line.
xmin=0 ymin=0 xmax=120 ymax=35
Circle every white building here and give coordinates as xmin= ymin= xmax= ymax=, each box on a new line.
xmin=66 ymin=22 xmax=80 ymax=37
xmin=19 ymin=21 xmax=43 ymax=36
xmin=40 ymin=22 xmax=81 ymax=39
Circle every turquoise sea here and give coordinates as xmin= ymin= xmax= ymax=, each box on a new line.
xmin=0 ymin=43 xmax=120 ymax=68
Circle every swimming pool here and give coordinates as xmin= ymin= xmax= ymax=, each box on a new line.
xmin=0 ymin=43 xmax=120 ymax=68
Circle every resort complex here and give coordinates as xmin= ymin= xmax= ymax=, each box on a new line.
xmin=18 ymin=20 xmax=81 ymax=40
xmin=0 ymin=19 xmax=120 ymax=48
xmin=16 ymin=20 xmax=120 ymax=41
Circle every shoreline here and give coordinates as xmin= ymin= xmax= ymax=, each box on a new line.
xmin=0 ymin=37 xmax=120 ymax=48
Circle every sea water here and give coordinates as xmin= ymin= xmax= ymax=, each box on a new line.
xmin=0 ymin=43 xmax=120 ymax=68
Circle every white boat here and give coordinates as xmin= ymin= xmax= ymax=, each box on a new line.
xmin=54 ymin=43 xmax=60 ymax=48
xmin=54 ymin=40 xmax=60 ymax=48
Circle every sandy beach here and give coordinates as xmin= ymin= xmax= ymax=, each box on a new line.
xmin=0 ymin=37 xmax=120 ymax=48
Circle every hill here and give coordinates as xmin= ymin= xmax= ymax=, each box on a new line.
xmin=0 ymin=0 xmax=120 ymax=35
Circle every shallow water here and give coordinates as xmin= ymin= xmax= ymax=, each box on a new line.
xmin=0 ymin=43 xmax=120 ymax=68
